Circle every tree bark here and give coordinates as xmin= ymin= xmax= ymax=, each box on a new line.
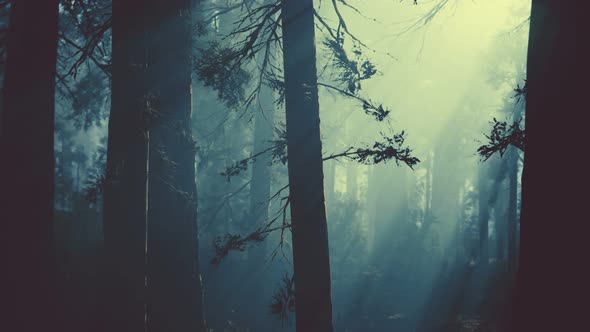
xmin=506 ymin=148 xmax=518 ymax=273
xmin=477 ymin=164 xmax=490 ymax=266
xmin=103 ymin=1 xmax=150 ymax=331
xmin=511 ymin=1 xmax=581 ymax=330
xmin=104 ymin=1 xmax=205 ymax=331
xmin=488 ymin=157 xmax=507 ymax=263
xmin=492 ymin=179 xmax=506 ymax=264
xmin=145 ymin=1 xmax=205 ymax=331
xmin=0 ymin=0 xmax=60 ymax=330
xmin=281 ymin=0 xmax=334 ymax=330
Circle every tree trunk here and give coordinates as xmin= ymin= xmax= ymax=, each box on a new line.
xmin=0 ymin=0 xmax=60 ymax=330
xmin=248 ymin=66 xmax=275 ymax=255
xmin=105 ymin=1 xmax=205 ymax=331
xmin=425 ymin=153 xmax=432 ymax=218
xmin=324 ymin=160 xmax=336 ymax=204
xmin=280 ymin=0 xmax=334 ymax=330
xmin=477 ymin=164 xmax=489 ymax=266
xmin=103 ymin=1 xmax=150 ymax=331
xmin=489 ymin=157 xmax=507 ymax=264
xmin=506 ymin=148 xmax=518 ymax=273
xmin=511 ymin=1 xmax=581 ymax=331
xmin=145 ymin=1 xmax=205 ymax=331
xmin=244 ymin=50 xmax=276 ymax=332
xmin=346 ymin=163 xmax=358 ymax=201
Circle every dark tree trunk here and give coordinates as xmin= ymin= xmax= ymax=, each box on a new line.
xmin=492 ymin=184 xmax=506 ymax=263
xmin=147 ymin=0 xmax=204 ymax=332
xmin=280 ymin=0 xmax=334 ymax=330
xmin=510 ymin=1 xmax=581 ymax=331
xmin=477 ymin=164 xmax=489 ymax=266
xmin=0 ymin=0 xmax=60 ymax=330
xmin=105 ymin=1 xmax=205 ymax=331
xmin=145 ymin=1 xmax=205 ymax=331
xmin=506 ymin=148 xmax=518 ymax=273
xmin=103 ymin=1 xmax=150 ymax=331
xmin=489 ymin=158 xmax=507 ymax=263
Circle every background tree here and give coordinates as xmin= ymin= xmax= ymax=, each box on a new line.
xmin=145 ymin=0 xmax=205 ymax=330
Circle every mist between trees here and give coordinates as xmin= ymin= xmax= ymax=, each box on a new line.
xmin=0 ymin=0 xmax=582 ymax=332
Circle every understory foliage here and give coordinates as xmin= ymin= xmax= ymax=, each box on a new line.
xmin=269 ymin=273 xmax=296 ymax=323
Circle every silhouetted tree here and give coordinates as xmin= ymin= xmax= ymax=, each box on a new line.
xmin=511 ymin=1 xmax=581 ymax=331
xmin=102 ymin=0 xmax=151 ymax=330
xmin=0 ymin=1 xmax=60 ymax=331
xmin=506 ymin=148 xmax=518 ymax=273
xmin=103 ymin=1 xmax=205 ymax=330
xmin=281 ymin=0 xmax=334 ymax=330
xmin=145 ymin=1 xmax=205 ymax=331
xmin=477 ymin=164 xmax=490 ymax=266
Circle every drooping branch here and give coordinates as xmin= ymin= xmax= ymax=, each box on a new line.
xmin=220 ymin=127 xmax=287 ymax=181
xmin=195 ymin=1 xmax=281 ymax=108
xmin=321 ymin=37 xmax=377 ymax=95
xmin=59 ymin=0 xmax=112 ymax=79
xmin=317 ymin=82 xmax=389 ymax=121
xmin=478 ymin=82 xmax=527 ymax=160
xmin=330 ymin=0 xmax=366 ymax=47
xmin=211 ymin=130 xmax=420 ymax=264
xmin=387 ymin=0 xmax=451 ymax=39
xmin=478 ymin=118 xmax=525 ymax=161
xmin=211 ymin=192 xmax=291 ymax=266
xmin=323 ymin=132 xmax=421 ymax=169
xmin=59 ymin=32 xmax=111 ymax=78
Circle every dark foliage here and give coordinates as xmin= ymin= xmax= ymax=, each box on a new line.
xmin=210 ymin=189 xmax=291 ymax=266
xmin=220 ymin=126 xmax=287 ymax=181
xmin=325 ymin=132 xmax=420 ymax=169
xmin=58 ymin=0 xmax=112 ymax=78
xmin=84 ymin=171 xmax=106 ymax=204
xmin=317 ymin=82 xmax=391 ymax=122
xmin=222 ymin=129 xmax=418 ymax=182
xmin=269 ymin=273 xmax=296 ymax=323
xmin=195 ymin=42 xmax=252 ymax=108
xmin=69 ymin=68 xmax=109 ymax=130
xmin=478 ymin=118 xmax=525 ymax=160
xmin=513 ymin=80 xmax=527 ymax=103
xmin=361 ymin=101 xmax=390 ymax=122
xmin=265 ymin=71 xmax=286 ymax=105
xmin=323 ymin=37 xmax=377 ymax=95
xmin=210 ymin=232 xmax=266 ymax=266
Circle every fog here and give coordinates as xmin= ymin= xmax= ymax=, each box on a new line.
xmin=42 ymin=0 xmax=531 ymax=331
